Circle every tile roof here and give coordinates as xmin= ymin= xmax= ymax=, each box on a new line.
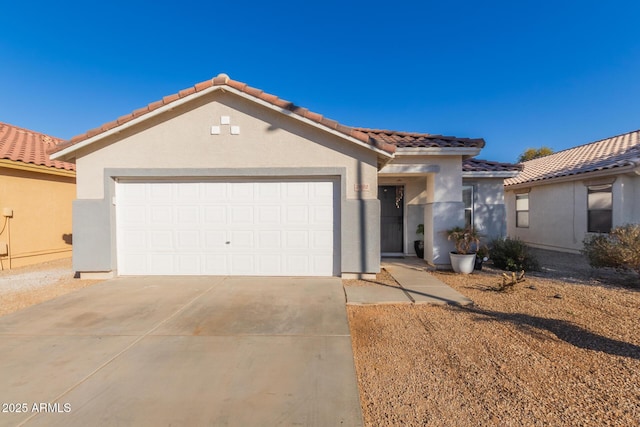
xmin=463 ymin=158 xmax=522 ymax=173
xmin=0 ymin=122 xmax=75 ymax=171
xmin=355 ymin=128 xmax=485 ymax=149
xmin=505 ymin=129 xmax=640 ymax=186
xmin=50 ymin=74 xmax=400 ymax=156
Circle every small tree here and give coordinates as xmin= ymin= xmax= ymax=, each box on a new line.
xmin=582 ymin=224 xmax=640 ymax=275
xmin=447 ymin=226 xmax=482 ymax=255
xmin=518 ymin=146 xmax=554 ymax=163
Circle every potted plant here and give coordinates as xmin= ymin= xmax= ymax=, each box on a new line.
xmin=475 ymin=245 xmax=489 ymax=271
xmin=446 ymin=226 xmax=482 ymax=274
xmin=414 ymin=224 xmax=424 ymax=259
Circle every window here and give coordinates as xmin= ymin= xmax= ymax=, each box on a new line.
xmin=516 ymin=193 xmax=529 ymax=228
xmin=588 ymin=184 xmax=612 ymax=233
xmin=462 ymin=185 xmax=474 ymax=229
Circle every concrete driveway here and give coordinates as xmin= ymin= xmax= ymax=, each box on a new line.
xmin=0 ymin=276 xmax=362 ymax=426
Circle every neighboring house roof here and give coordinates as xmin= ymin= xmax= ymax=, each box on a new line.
xmin=505 ymin=129 xmax=640 ymax=187
xmin=356 ymin=128 xmax=485 ymax=149
xmin=0 ymin=122 xmax=75 ymax=171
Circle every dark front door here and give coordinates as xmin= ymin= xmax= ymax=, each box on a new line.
xmin=379 ymin=185 xmax=404 ymax=253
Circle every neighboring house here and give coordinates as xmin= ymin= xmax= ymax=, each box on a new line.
xmin=0 ymin=122 xmax=76 ymax=269
xmin=50 ymin=74 xmax=518 ymax=278
xmin=504 ymin=129 xmax=640 ymax=253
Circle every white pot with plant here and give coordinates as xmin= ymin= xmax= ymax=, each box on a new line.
xmin=447 ymin=226 xmax=482 ymax=274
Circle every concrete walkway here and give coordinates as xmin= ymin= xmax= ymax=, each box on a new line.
xmin=345 ymin=258 xmax=473 ymax=306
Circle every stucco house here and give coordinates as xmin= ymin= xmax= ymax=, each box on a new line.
xmin=505 ymin=129 xmax=640 ymax=253
xmin=50 ymin=74 xmax=518 ymax=278
xmin=0 ymin=122 xmax=76 ymax=269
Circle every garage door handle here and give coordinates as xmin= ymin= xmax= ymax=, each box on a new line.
xmin=226 ymin=241 xmax=230 ymax=244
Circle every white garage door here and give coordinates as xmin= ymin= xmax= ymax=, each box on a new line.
xmin=116 ymin=180 xmax=337 ymax=276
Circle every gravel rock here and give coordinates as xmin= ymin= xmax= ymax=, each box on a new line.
xmin=348 ymin=257 xmax=640 ymax=426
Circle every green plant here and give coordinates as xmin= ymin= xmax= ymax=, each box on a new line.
xmin=447 ymin=226 xmax=482 ymax=255
xmin=582 ymin=224 xmax=640 ymax=275
xmin=416 ymin=224 xmax=424 ymax=238
xmin=489 ymin=237 xmax=540 ymax=272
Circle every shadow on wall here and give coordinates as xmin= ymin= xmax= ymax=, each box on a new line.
xmin=454 ymin=305 xmax=640 ymax=360
xmin=62 ymin=234 xmax=72 ymax=245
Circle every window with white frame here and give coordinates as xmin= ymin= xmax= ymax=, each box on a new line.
xmin=587 ymin=184 xmax=612 ymax=233
xmin=462 ymin=185 xmax=474 ymax=229
xmin=516 ymin=193 xmax=529 ymax=228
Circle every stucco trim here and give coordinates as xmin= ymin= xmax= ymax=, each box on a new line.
xmin=379 ymin=164 xmax=441 ymax=175
xmin=0 ymin=159 xmax=76 ymax=178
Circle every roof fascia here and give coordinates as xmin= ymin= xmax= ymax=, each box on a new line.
xmin=396 ymin=147 xmax=482 ymax=156
xmin=505 ymin=166 xmax=634 ymax=190
xmin=51 ymin=85 xmax=394 ymax=161
xmin=0 ymin=159 xmax=76 ymax=178
xmin=462 ymin=171 xmax=520 ymax=179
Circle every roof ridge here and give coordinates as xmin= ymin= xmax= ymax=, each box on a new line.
xmin=0 ymin=121 xmax=64 ymax=142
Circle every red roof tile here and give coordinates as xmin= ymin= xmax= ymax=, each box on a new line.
xmin=463 ymin=158 xmax=522 ymax=173
xmin=505 ymin=129 xmax=640 ymax=186
xmin=355 ymin=128 xmax=486 ymax=149
xmin=0 ymin=122 xmax=75 ymax=171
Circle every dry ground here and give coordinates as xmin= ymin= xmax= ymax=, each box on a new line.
xmin=0 ymin=258 xmax=102 ymax=317
xmin=348 ymin=252 xmax=640 ymax=426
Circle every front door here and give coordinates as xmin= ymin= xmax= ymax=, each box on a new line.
xmin=379 ymin=185 xmax=404 ymax=253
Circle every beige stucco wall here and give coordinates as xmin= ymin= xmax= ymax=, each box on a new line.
xmin=75 ymin=91 xmax=379 ymax=200
xmin=0 ymin=166 xmax=75 ymax=268
xmin=506 ymin=174 xmax=640 ymax=253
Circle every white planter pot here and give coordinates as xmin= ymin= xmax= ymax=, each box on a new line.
xmin=450 ymin=252 xmax=476 ymax=274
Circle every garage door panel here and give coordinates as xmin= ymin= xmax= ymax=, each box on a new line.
xmin=176 ymin=230 xmax=200 ymax=250
xmin=177 ymin=206 xmax=200 ymax=224
xmin=117 ymin=180 xmax=336 ymax=276
xmin=285 ymin=231 xmax=309 ymax=249
xmin=204 ymin=206 xmax=226 ymax=224
xmin=177 ymin=254 xmax=200 ymax=274
xmin=148 ymin=230 xmax=174 ymax=251
xmin=203 ymin=254 xmax=227 ymax=274
xmin=257 ymin=231 xmax=281 ymax=249
xmin=149 ymin=183 xmax=172 ymax=201
xmin=150 ymin=206 xmax=173 ymax=224
xmin=285 ymin=206 xmax=309 ymax=223
xmin=230 ymin=254 xmax=255 ymax=275
xmin=149 ymin=254 xmax=174 ymax=274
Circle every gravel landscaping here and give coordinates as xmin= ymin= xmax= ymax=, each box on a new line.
xmin=0 ymin=258 xmax=102 ymax=317
xmin=348 ymin=250 xmax=640 ymax=426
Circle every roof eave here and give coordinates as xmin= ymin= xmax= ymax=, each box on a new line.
xmin=0 ymin=159 xmax=76 ymax=177
xmin=505 ymin=164 xmax=636 ymax=190
xmin=396 ymin=147 xmax=482 ymax=156
xmin=462 ymin=171 xmax=520 ymax=179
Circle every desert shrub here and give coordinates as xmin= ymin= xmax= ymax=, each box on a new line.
xmin=489 ymin=237 xmax=540 ymax=272
xmin=582 ymin=224 xmax=640 ymax=275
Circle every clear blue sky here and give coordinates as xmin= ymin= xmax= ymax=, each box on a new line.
xmin=1 ymin=1 xmax=638 ymax=163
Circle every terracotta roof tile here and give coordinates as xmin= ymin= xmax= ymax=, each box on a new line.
xmin=463 ymin=158 xmax=522 ymax=173
xmin=0 ymin=122 xmax=75 ymax=171
xmin=505 ymin=129 xmax=640 ymax=186
xmin=50 ymin=74 xmax=490 ymax=158
xmin=48 ymin=74 xmax=395 ymax=156
xmin=355 ymin=128 xmax=486 ymax=149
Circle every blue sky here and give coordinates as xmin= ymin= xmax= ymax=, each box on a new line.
xmin=1 ymin=0 xmax=638 ymax=163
